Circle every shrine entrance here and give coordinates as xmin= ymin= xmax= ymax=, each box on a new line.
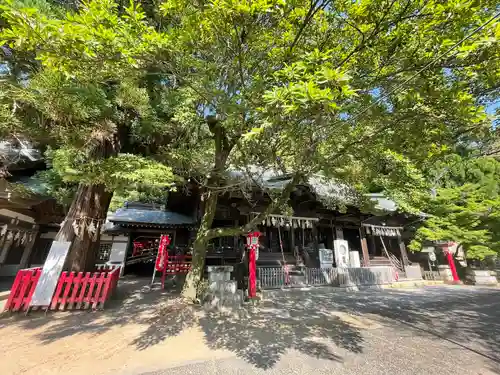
xmin=124 ymin=232 xmax=175 ymax=276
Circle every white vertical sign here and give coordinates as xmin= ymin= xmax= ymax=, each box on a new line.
xmin=334 ymin=240 xmax=350 ymax=268
xmin=30 ymin=241 xmax=71 ymax=307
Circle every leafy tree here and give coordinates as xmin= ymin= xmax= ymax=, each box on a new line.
xmin=410 ymin=155 xmax=500 ymax=260
xmin=0 ymin=0 xmax=175 ymax=271
xmin=150 ymin=0 xmax=498 ymax=298
xmin=1 ymin=0 xmax=498 ymax=298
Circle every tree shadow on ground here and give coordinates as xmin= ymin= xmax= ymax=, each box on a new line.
xmin=0 ymin=277 xmax=365 ymax=370
xmin=0 ymin=277 xmax=196 ymax=344
xmin=317 ymin=286 xmax=500 ymax=365
xmin=198 ymin=295 xmax=364 ymax=369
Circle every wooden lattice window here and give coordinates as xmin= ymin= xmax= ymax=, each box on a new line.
xmin=97 ymin=242 xmax=113 ymax=262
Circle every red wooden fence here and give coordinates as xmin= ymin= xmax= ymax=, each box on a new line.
xmin=4 ymin=268 xmax=41 ymax=312
xmin=4 ymin=266 xmax=120 ymax=312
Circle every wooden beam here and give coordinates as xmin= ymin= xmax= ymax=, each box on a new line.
xmin=359 ymin=227 xmax=370 ymax=267
xmin=398 ymin=235 xmax=410 ymax=266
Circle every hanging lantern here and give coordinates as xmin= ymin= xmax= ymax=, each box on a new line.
xmin=266 ymin=217 xmax=271 ymax=226
xmin=271 ymin=217 xmax=277 ymax=227
xmin=0 ymin=224 xmax=7 ymax=237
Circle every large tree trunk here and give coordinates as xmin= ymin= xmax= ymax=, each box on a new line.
xmin=181 ymin=189 xmax=218 ymax=301
xmin=56 ymin=183 xmax=113 ymax=272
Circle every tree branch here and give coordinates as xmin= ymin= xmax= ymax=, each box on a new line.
xmin=205 ymin=172 xmax=302 ymax=239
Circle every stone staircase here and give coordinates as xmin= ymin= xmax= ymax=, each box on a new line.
xmin=257 ymin=252 xmax=307 ymax=287
xmin=369 ymin=256 xmax=393 ymax=267
xmin=257 ymin=252 xmax=296 ymax=267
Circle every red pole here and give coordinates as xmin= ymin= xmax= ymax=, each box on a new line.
xmin=248 ymin=246 xmax=256 ymax=298
xmin=444 ymin=245 xmax=460 ymax=283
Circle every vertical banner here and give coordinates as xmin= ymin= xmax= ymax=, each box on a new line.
xmin=151 ymin=234 xmax=170 ymax=288
xmin=155 ymin=235 xmax=170 ymax=271
xmin=30 ymin=241 xmax=72 ymax=307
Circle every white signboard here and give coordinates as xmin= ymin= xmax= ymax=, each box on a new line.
xmin=349 ymin=251 xmax=361 ymax=268
xmin=109 ymin=242 xmax=127 ymax=264
xmin=334 ymin=240 xmax=350 ymax=268
xmin=30 ymin=241 xmax=71 ymax=307
xmin=319 ymin=249 xmax=334 ymax=268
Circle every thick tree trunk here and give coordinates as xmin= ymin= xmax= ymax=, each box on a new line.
xmin=56 ymin=183 xmax=113 ymax=273
xmin=181 ymin=189 xmax=218 ymax=300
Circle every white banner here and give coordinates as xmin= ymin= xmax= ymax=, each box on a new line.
xmin=30 ymin=241 xmax=71 ymax=307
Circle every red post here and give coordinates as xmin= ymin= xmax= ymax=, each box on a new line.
xmin=246 ymin=231 xmax=260 ymax=299
xmin=444 ymin=244 xmax=460 ymax=283
xmin=249 ymin=246 xmax=256 ymax=298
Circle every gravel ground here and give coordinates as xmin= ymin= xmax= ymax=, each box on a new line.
xmin=1 ymin=283 xmax=499 ymax=375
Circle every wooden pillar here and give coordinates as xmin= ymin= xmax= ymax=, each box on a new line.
xmin=233 ymin=219 xmax=239 ymax=249
xmin=0 ymin=233 xmax=14 ymax=265
xmin=359 ymin=227 xmax=370 ymax=267
xmin=19 ymin=231 xmax=38 ymax=269
xmin=312 ymin=223 xmax=318 ymax=251
xmin=369 ymin=235 xmax=376 ymax=257
xmin=330 ymin=220 xmax=335 ymax=249
xmin=398 ymin=235 xmax=410 ymax=266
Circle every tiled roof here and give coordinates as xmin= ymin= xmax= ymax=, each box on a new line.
xmin=108 ymin=208 xmax=196 ymax=226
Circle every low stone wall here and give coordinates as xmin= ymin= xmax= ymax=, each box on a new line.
xmin=404 ymin=265 xmax=423 ymax=280
xmin=466 ymin=268 xmax=498 ymax=286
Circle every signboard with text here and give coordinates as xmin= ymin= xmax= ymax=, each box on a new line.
xmin=30 ymin=241 xmax=71 ymax=307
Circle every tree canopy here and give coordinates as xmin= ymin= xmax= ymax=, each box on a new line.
xmin=0 ymin=0 xmax=498 ymax=294
xmin=410 ymin=154 xmax=500 ymax=259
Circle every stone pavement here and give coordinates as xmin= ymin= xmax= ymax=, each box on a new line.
xmin=1 ymin=281 xmax=499 ymax=375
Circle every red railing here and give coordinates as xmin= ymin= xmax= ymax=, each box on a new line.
xmin=165 ymin=255 xmax=192 ymax=274
xmin=4 ymin=268 xmax=41 ymax=312
xmin=4 ymin=266 xmax=120 ymax=312
xmin=50 ymin=266 xmax=120 ymax=310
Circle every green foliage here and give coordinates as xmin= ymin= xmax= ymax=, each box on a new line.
xmin=48 ymin=147 xmax=175 ymax=190
xmin=1 ymin=0 xmax=498 ymax=216
xmin=409 ymin=156 xmax=500 ymax=259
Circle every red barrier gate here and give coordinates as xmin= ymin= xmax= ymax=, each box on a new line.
xmin=4 ymin=266 xmax=120 ymax=312
xmin=50 ymin=267 xmax=120 ymax=310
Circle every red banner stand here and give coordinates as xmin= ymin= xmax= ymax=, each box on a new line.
xmin=443 ymin=243 xmax=460 ymax=283
xmin=151 ymin=234 xmax=171 ymax=288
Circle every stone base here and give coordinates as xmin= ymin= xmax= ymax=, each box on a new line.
xmin=466 ymin=268 xmax=498 ymax=285
xmin=203 ymin=289 xmax=244 ymax=311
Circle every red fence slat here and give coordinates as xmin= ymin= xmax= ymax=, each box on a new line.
xmin=76 ymin=272 xmax=90 ymax=310
xmin=4 ymin=269 xmax=25 ymax=311
xmin=50 ymin=272 xmax=67 ymax=310
xmin=13 ymin=272 xmax=32 ymax=312
xmin=23 ymin=269 xmax=41 ymax=311
xmin=85 ymin=273 xmax=98 ymax=309
xmin=67 ymin=272 xmax=83 ymax=310
xmin=91 ymin=272 xmax=106 ymax=310
xmin=59 ymin=272 xmax=74 ymax=310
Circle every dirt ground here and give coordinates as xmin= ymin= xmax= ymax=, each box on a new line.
xmin=0 ymin=278 xmax=234 ymax=375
